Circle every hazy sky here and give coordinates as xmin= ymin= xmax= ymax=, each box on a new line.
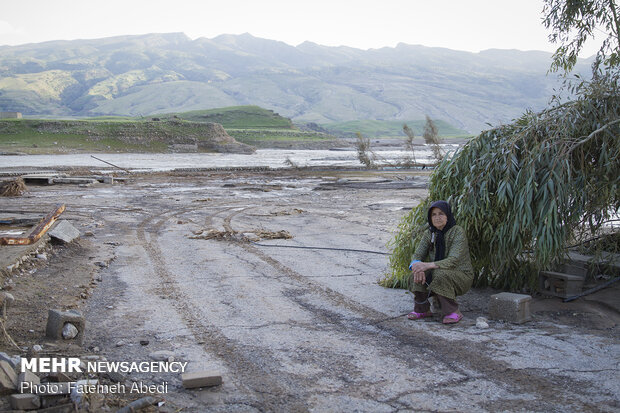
xmin=0 ymin=0 xmax=601 ymax=56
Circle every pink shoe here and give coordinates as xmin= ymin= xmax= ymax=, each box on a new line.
xmin=407 ymin=311 xmax=433 ymax=320
xmin=442 ymin=312 xmax=463 ymax=324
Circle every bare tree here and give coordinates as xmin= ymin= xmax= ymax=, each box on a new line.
xmin=402 ymin=123 xmax=418 ymax=166
xmin=355 ymin=132 xmax=376 ymax=168
xmin=423 ymin=115 xmax=443 ymax=162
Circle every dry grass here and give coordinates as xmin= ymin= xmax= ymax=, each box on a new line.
xmin=0 ymin=178 xmax=26 ymax=197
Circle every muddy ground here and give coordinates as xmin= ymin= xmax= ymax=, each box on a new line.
xmin=0 ymin=169 xmax=618 ymax=412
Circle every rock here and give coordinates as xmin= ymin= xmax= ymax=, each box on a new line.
xmin=139 ymin=340 xmax=149 ymax=346
xmin=36 ymin=253 xmax=47 ymax=260
xmin=476 ymin=317 xmax=489 ymax=329
xmin=0 ymin=292 xmax=15 ymax=308
xmin=0 ymin=352 xmax=18 ymax=369
xmin=84 ymin=231 xmax=95 ymax=237
xmin=94 ymin=261 xmax=108 ymax=268
xmin=149 ymin=350 xmax=175 ymax=362
xmin=62 ymin=323 xmax=79 ymax=339
xmin=115 ymin=340 xmax=127 ymax=347
xmin=0 ymin=360 xmax=18 ymax=394
xmin=10 ymin=393 xmax=40 ymax=410
xmin=32 ymin=344 xmax=43 ymax=352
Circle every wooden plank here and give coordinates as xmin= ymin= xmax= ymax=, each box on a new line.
xmin=0 ymin=204 xmax=65 ymax=246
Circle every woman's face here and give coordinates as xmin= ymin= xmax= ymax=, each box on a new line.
xmin=431 ymin=207 xmax=448 ymax=230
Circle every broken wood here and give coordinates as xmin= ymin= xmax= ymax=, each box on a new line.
xmin=90 ymin=155 xmax=132 ymax=174
xmin=0 ymin=204 xmax=65 ymax=246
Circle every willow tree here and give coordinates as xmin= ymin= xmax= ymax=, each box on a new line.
xmin=383 ymin=72 xmax=619 ymax=290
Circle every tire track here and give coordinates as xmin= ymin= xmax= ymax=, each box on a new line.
xmin=136 ymin=206 xmax=311 ymax=412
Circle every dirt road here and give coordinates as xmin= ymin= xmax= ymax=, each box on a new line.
xmin=1 ymin=170 xmax=618 ymax=412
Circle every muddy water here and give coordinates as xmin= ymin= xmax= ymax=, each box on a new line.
xmin=0 ymin=148 xmax=457 ymax=171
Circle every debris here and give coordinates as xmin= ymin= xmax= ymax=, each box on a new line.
xmin=116 ymin=396 xmax=157 ymax=413
xmin=182 ymin=370 xmax=222 ymax=389
xmin=0 ymin=352 xmax=19 ymax=369
xmin=149 ymin=350 xmax=175 ymax=362
xmin=0 ymin=178 xmax=26 ymax=197
xmin=32 ymin=344 xmax=43 ymax=352
xmin=0 ymin=204 xmax=65 ymax=246
xmin=563 ymin=275 xmax=620 ymax=302
xmin=46 ymin=309 xmax=85 ymax=344
xmin=18 ymin=370 xmax=41 ymax=390
xmin=90 ymin=155 xmax=132 ymax=174
xmin=10 ymin=393 xmax=40 ymax=410
xmin=191 ymin=228 xmax=292 ymax=241
xmin=48 ymin=220 xmax=80 ymax=244
xmin=0 ymin=360 xmax=18 ymax=394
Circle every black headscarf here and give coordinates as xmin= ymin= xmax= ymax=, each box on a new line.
xmin=427 ymin=200 xmax=457 ymax=262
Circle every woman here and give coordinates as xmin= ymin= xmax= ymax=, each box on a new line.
xmin=408 ymin=200 xmax=473 ymax=324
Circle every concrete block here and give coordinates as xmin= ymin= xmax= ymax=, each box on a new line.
xmin=18 ymin=371 xmax=40 ymax=393
xmin=489 ymin=292 xmax=532 ymax=324
xmin=539 ymin=271 xmax=584 ymax=298
xmin=45 ymin=309 xmax=85 ymax=344
xmin=10 ymin=393 xmax=41 ymax=410
xmin=0 ymin=360 xmax=18 ymax=394
xmin=181 ymin=370 xmax=222 ymax=389
xmin=48 ymin=220 xmax=80 ymax=244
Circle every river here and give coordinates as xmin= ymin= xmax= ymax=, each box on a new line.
xmin=0 ymin=147 xmax=459 ymax=172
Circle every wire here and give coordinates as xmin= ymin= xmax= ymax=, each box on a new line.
xmin=250 ymin=242 xmax=389 ymax=255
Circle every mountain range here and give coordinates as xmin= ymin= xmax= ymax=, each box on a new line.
xmin=0 ymin=32 xmax=591 ymax=133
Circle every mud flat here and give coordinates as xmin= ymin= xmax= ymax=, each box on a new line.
xmin=0 ymin=168 xmax=618 ymax=412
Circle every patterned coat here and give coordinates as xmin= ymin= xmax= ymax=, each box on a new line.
xmin=410 ymin=225 xmax=474 ymax=299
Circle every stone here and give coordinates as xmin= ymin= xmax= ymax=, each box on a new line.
xmin=46 ymin=310 xmax=85 ymax=344
xmin=476 ymin=317 xmax=489 ymax=329
xmin=149 ymin=350 xmax=175 ymax=362
xmin=36 ymin=253 xmax=48 ymax=260
xmin=0 ymin=352 xmax=18 ymax=369
xmin=48 ymin=220 xmax=80 ymax=244
xmin=1 ymin=292 xmax=15 ymax=306
xmin=32 ymin=344 xmax=43 ymax=352
xmin=62 ymin=323 xmax=79 ymax=339
xmin=181 ymin=370 xmax=222 ymax=389
xmin=10 ymin=393 xmax=41 ymax=410
xmin=18 ymin=371 xmax=40 ymax=393
xmin=488 ymin=292 xmax=532 ymax=324
xmin=0 ymin=360 xmax=18 ymax=394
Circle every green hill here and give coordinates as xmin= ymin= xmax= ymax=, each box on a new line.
xmin=0 ymin=118 xmax=254 ymax=154
xmin=157 ymin=106 xmax=294 ymax=129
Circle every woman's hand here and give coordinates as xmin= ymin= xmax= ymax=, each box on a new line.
xmin=410 ymin=261 xmax=438 ymax=284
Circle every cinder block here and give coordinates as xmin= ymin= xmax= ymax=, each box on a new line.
xmin=10 ymin=393 xmax=41 ymax=410
xmin=181 ymin=370 xmax=222 ymax=389
xmin=45 ymin=309 xmax=85 ymax=345
xmin=489 ymin=292 xmax=532 ymax=324
xmin=0 ymin=360 xmax=18 ymax=394
xmin=48 ymin=220 xmax=80 ymax=244
xmin=18 ymin=371 xmax=40 ymax=393
xmin=539 ymin=271 xmax=584 ymax=298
